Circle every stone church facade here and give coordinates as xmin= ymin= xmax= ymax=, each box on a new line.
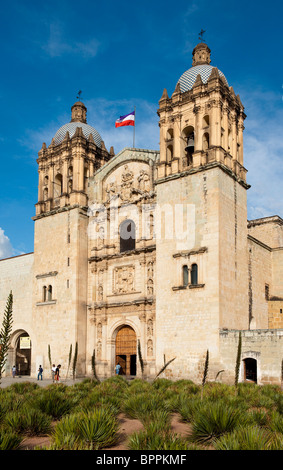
xmin=1 ymin=42 xmax=283 ymax=385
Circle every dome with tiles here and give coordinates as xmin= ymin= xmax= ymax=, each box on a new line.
xmin=177 ymin=64 xmax=228 ymax=92
xmin=53 ymin=101 xmax=102 ymax=147
xmin=177 ymin=42 xmax=228 ymax=93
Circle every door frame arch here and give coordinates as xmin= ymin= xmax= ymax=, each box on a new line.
xmin=8 ymin=330 xmax=32 ymax=376
xmin=110 ymin=322 xmax=140 ymax=376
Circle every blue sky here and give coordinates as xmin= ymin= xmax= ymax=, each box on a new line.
xmin=0 ymin=0 xmax=283 ymax=258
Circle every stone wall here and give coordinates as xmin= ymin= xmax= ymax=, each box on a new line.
xmin=0 ymin=253 xmax=34 ymax=376
xmin=220 ymin=328 xmax=283 ymax=385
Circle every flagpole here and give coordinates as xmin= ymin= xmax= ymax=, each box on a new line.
xmin=133 ymin=106 xmax=136 ymax=148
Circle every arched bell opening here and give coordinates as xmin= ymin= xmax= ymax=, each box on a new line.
xmin=166 ymin=144 xmax=173 ymax=164
xmin=182 ymin=126 xmax=194 ymax=167
xmin=54 ymin=173 xmax=63 ymax=201
xmin=202 ymin=132 xmax=210 ymax=151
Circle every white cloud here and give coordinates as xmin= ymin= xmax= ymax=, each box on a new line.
xmin=17 ymin=98 xmax=160 ymax=158
xmin=43 ymin=21 xmax=100 ymax=59
xmin=242 ymin=87 xmax=283 ymax=220
xmin=0 ymin=228 xmax=13 ymax=260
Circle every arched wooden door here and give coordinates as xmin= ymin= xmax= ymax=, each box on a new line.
xmin=115 ymin=326 xmax=137 ymax=375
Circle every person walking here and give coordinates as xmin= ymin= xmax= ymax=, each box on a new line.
xmin=51 ymin=364 xmax=56 ymax=382
xmin=115 ymin=363 xmax=121 ymax=375
xmin=37 ymin=365 xmax=43 ymax=380
xmin=12 ymin=365 xmax=16 ymax=378
xmin=55 ymin=364 xmax=61 ymax=382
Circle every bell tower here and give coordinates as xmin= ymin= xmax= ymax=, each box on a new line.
xmin=157 ymin=42 xmax=247 ymax=182
xmin=35 ymin=101 xmax=111 ymax=217
xmin=32 ymin=102 xmax=113 ymax=377
xmin=155 ymin=42 xmax=250 ymax=382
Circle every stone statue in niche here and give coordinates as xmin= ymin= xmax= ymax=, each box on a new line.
xmin=147 ymin=318 xmax=153 ymax=336
xmin=98 ymin=285 xmax=103 ymax=301
xmin=97 ymin=322 xmax=102 ymax=339
xmin=113 ymin=265 xmax=135 ymax=294
xmin=96 ymin=225 xmax=105 ymax=249
xmin=147 ymin=261 xmax=154 ymax=278
xmin=106 ymin=181 xmax=117 ymax=200
xmin=147 ymin=278 xmax=154 ymax=296
xmin=138 ymin=170 xmax=150 ymax=192
xmin=97 ymin=341 xmax=102 ymax=359
xmin=147 ymin=339 xmax=153 ymax=357
xmin=122 ymin=165 xmax=134 ymax=184
xmin=120 ymin=165 xmax=134 ymax=201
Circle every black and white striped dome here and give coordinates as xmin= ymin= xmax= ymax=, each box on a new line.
xmin=53 ymin=122 xmax=102 ymax=147
xmin=177 ymin=64 xmax=228 ymax=93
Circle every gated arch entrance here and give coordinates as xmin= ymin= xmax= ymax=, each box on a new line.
xmin=115 ymin=326 xmax=137 ymax=376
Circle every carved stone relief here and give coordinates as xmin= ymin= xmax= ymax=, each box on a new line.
xmin=113 ymin=265 xmax=135 ymax=294
xmin=105 ymin=163 xmax=152 ymax=204
xmin=147 ymin=261 xmax=154 ymax=296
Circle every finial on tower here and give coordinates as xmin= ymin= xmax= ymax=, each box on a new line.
xmin=192 ymin=41 xmax=211 ymax=67
xmin=71 ymin=95 xmax=87 ymax=124
xmin=198 ymin=29 xmax=206 ymax=42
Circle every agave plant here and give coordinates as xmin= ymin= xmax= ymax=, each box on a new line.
xmin=128 ymin=422 xmax=199 ymax=451
xmin=0 ymin=429 xmax=22 ymax=450
xmin=177 ymin=396 xmax=203 ymax=423
xmin=189 ymin=401 xmax=244 ymax=445
xmin=123 ymin=391 xmax=164 ymax=421
xmin=4 ymin=407 xmax=52 ymax=436
xmin=214 ymin=425 xmax=283 ymax=450
xmin=31 ymin=388 xmax=76 ymax=419
xmin=51 ymin=408 xmax=119 ymax=450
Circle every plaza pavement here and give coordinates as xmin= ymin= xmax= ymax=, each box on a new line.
xmin=0 ymin=375 xmax=89 ymax=388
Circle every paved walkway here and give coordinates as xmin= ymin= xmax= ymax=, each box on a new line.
xmin=0 ymin=375 xmax=88 ymax=388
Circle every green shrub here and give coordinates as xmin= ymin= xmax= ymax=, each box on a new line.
xmin=246 ymin=408 xmax=269 ymax=427
xmin=177 ymin=396 xmax=203 ymax=422
xmin=51 ymin=408 xmax=119 ymax=450
xmin=214 ymin=425 xmax=283 ymax=450
xmin=8 ymin=381 xmax=39 ymax=394
xmin=4 ymin=407 xmax=52 ymax=436
xmin=0 ymin=429 xmax=22 ymax=450
xmin=128 ymin=423 xmax=199 ymax=451
xmin=275 ymin=394 xmax=283 ymax=415
xmin=189 ymin=401 xmax=244 ymax=444
xmin=31 ymin=388 xmax=76 ymax=419
xmin=123 ymin=391 xmax=164 ymax=421
xmin=268 ymin=411 xmax=283 ymax=434
xmin=141 ymin=408 xmax=172 ymax=429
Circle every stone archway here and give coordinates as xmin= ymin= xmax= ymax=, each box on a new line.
xmin=11 ymin=331 xmax=32 ymax=376
xmin=115 ymin=325 xmax=137 ymax=376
